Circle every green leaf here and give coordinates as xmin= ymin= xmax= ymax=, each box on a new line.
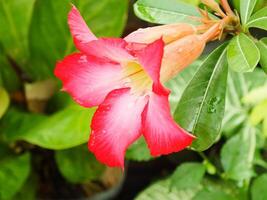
xmin=221 ymin=125 xmax=256 ymax=181
xmin=0 ymin=54 xmax=20 ymax=92
xmin=134 ymin=0 xmax=202 ymax=25
xmin=170 ymin=162 xmax=205 ymax=190
xmin=251 ymin=173 xmax=267 ymax=200
xmin=247 ymin=7 xmax=267 ymax=31
xmin=250 ymin=100 xmax=267 ymax=125
xmin=240 ymin=0 xmax=257 ymax=24
xmin=227 ymin=33 xmax=260 ymax=73
xmin=55 ymin=145 xmax=105 ymax=183
xmin=126 ymin=137 xmax=153 ymax=161
xmin=28 ymin=0 xmax=128 ymax=80
xmin=135 ymin=179 xmax=202 ymax=200
xmin=0 ymin=153 xmax=31 ymax=199
xmin=256 ymin=38 xmax=267 ymax=73
xmin=223 ymin=69 xmax=267 ymax=137
xmin=166 ymin=59 xmax=202 ymax=112
xmin=242 ymin=83 xmax=267 ymax=105
xmin=1 ymin=106 xmax=95 ymax=150
xmin=0 ymin=0 xmax=35 ymax=67
xmin=192 ymin=188 xmax=235 ymax=200
xmin=0 ymin=87 xmax=10 ymax=119
xmin=12 ymin=176 xmax=37 ymax=200
xmin=174 ymin=44 xmax=228 ymax=151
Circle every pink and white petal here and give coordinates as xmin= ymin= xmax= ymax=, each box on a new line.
xmin=68 ymin=5 xmax=97 ymax=51
xmin=89 ymin=88 xmax=149 ymax=167
xmin=135 ymin=39 xmax=167 ymax=95
xmin=142 ymin=92 xmax=195 ymax=156
xmin=82 ymin=38 xmax=134 ymax=63
xmin=54 ymin=53 xmax=124 ymax=107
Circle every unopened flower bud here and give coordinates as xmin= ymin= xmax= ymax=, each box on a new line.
xmin=160 ymin=35 xmax=206 ymax=82
xmin=125 ymin=23 xmax=196 ymax=44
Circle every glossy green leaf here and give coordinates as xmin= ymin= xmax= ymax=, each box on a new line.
xmin=1 ymin=106 xmax=95 ymax=150
xmin=221 ymin=125 xmax=256 ymax=181
xmin=240 ymin=0 xmax=257 ymax=24
xmin=0 ymin=153 xmax=31 ymax=199
xmin=166 ymin=59 xmax=202 ymax=112
xmin=126 ymin=137 xmax=152 ymax=161
xmin=257 ymin=38 xmax=267 ymax=73
xmin=0 ymin=0 xmax=35 ymax=67
xmin=135 ymin=179 xmax=202 ymax=200
xmin=174 ymin=44 xmax=228 ymax=151
xmin=170 ymin=162 xmax=205 ymax=190
xmin=227 ymin=33 xmax=260 ymax=73
xmin=134 ymin=0 xmax=202 ymax=24
xmin=55 ymin=145 xmax=105 ymax=183
xmin=0 ymin=87 xmax=10 ymax=119
xmin=28 ymin=0 xmax=128 ymax=80
xmin=247 ymin=7 xmax=267 ymax=31
xmin=251 ymin=173 xmax=267 ymax=200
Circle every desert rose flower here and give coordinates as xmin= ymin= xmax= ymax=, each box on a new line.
xmin=55 ymin=6 xmax=218 ymax=167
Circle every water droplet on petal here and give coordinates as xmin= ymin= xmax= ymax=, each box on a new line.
xmin=178 ymin=48 xmax=183 ymax=53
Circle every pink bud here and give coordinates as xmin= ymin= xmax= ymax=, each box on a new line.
xmin=125 ymin=23 xmax=196 ymax=44
xmin=160 ymin=35 xmax=205 ymax=82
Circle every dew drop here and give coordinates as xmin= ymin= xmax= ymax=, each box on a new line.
xmin=178 ymin=48 xmax=183 ymax=53
xmin=207 ymin=97 xmax=221 ymax=113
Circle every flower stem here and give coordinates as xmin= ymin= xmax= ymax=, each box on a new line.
xmin=220 ymin=0 xmax=235 ymax=16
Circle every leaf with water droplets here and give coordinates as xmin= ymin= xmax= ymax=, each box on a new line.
xmin=174 ymin=43 xmax=228 ymax=151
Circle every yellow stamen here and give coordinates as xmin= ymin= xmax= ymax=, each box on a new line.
xmin=122 ymin=61 xmax=152 ymax=95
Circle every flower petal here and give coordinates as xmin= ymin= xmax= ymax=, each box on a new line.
xmin=54 ymin=53 xmax=124 ymax=107
xmin=82 ymin=38 xmax=133 ymax=63
xmin=142 ymin=92 xmax=195 ymax=156
xmin=89 ymin=88 xmax=148 ymax=167
xmin=68 ymin=5 xmax=97 ymax=51
xmin=136 ymin=39 xmax=167 ymax=95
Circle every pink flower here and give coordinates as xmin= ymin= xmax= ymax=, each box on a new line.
xmin=55 ymin=6 xmax=195 ymax=168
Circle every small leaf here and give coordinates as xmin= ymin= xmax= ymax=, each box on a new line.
xmin=251 ymin=173 xmax=267 ymax=200
xmin=136 ymin=179 xmax=201 ymax=200
xmin=256 ymin=38 xmax=267 ymax=73
xmin=134 ymin=0 xmax=202 ymax=24
xmin=240 ymin=0 xmax=257 ymax=24
xmin=227 ymin=33 xmax=260 ymax=73
xmin=242 ymin=83 xmax=267 ymax=105
xmin=174 ymin=44 xmax=228 ymax=151
xmin=247 ymin=7 xmax=267 ymax=31
xmin=170 ymin=162 xmax=205 ymax=190
xmin=221 ymin=125 xmax=256 ymax=181
xmin=55 ymin=145 xmax=105 ymax=183
xmin=0 ymin=153 xmax=31 ymax=199
xmin=0 ymin=87 xmax=10 ymax=119
xmin=250 ymin=100 xmax=267 ymax=125
xmin=1 ymin=106 xmax=95 ymax=150
xmin=126 ymin=137 xmax=153 ymax=162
